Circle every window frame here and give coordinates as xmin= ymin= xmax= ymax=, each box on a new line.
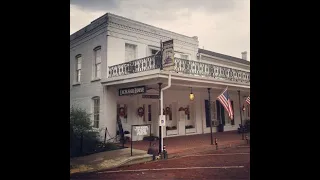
xmin=92 ymin=96 xmax=100 ymax=128
xmin=93 ymin=46 xmax=101 ymax=79
xmin=75 ymin=54 xmax=82 ymax=83
xmin=125 ymin=43 xmax=137 ymax=62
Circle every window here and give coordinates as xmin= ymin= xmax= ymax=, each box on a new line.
xmin=181 ymin=54 xmax=188 ymax=60
xmin=206 ymin=100 xmax=218 ymax=128
xmin=94 ymin=47 xmax=101 ymax=79
xmin=75 ymin=55 xmax=82 ymax=83
xmin=151 ymin=49 xmax=158 ymax=55
xmin=125 ymin=43 xmax=137 ymax=62
xmin=93 ymin=97 xmax=100 ymax=128
xmin=211 ymin=101 xmax=217 ymax=120
xmin=148 ymin=105 xmax=152 ymax=121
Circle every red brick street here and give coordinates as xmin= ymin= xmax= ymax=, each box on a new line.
xmin=71 ymin=144 xmax=250 ymax=180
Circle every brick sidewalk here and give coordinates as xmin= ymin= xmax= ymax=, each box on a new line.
xmin=124 ymin=131 xmax=248 ymax=156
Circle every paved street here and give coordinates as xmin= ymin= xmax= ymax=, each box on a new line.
xmin=71 ymin=145 xmax=250 ymax=180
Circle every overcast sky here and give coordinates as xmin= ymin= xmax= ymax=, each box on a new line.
xmin=70 ymin=0 xmax=250 ymax=61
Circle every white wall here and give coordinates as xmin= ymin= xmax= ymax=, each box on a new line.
xmin=70 ymin=27 xmax=107 ymax=135
xmin=106 ymin=13 xmax=199 ymax=71
xmin=110 ymin=87 xmax=249 ymax=141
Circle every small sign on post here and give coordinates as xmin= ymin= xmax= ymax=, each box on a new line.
xmin=159 ymin=115 xmax=166 ymax=126
xmin=131 ymin=124 xmax=151 ymax=156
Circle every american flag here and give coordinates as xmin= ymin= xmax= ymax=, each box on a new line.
xmin=246 ymin=96 xmax=250 ymax=105
xmin=217 ymin=87 xmax=233 ymax=120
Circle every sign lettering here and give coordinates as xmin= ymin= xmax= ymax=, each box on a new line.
xmin=162 ymin=39 xmax=175 ymax=71
xmin=119 ymin=86 xmax=146 ymax=96
xmin=134 ymin=126 xmax=149 ymax=136
xmin=142 ymin=94 xmax=159 ymax=99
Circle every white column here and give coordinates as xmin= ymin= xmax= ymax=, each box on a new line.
xmin=104 ymin=86 xmax=117 ymax=140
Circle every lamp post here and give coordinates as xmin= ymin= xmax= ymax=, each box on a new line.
xmin=158 ymin=83 xmax=162 ymax=153
xmin=208 ymin=88 xmax=213 ymax=145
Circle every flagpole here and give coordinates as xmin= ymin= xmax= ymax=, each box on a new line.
xmin=237 ymin=90 xmax=244 ymax=140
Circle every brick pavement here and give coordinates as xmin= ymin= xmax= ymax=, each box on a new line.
xmin=124 ymin=131 xmax=247 ymax=156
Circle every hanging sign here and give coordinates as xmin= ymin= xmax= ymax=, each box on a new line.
xmin=162 ymin=39 xmax=175 ymax=71
xmin=119 ymin=86 xmax=146 ymax=96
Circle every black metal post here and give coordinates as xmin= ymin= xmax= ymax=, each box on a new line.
xmin=158 ymin=83 xmax=162 ymax=153
xmin=104 ymin=127 xmax=107 ymax=144
xmin=219 ymin=103 xmax=222 ymax=131
xmin=80 ymin=132 xmax=83 ymax=154
xmin=160 ymin=40 xmax=163 ymax=70
xmin=149 ymin=124 xmax=152 ymax=147
xmin=208 ymin=88 xmax=213 ymax=145
xmin=131 ymin=125 xmax=133 ymax=156
xmin=238 ymin=90 xmax=244 ymax=140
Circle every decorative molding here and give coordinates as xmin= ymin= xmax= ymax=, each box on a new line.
xmin=108 ymin=14 xmax=198 ymax=43
xmin=107 ymin=29 xmax=196 ymax=53
xmin=108 ymin=15 xmax=198 ymax=47
xmin=201 ymin=54 xmax=250 ymax=69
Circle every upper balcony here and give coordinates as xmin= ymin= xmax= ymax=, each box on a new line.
xmin=108 ymin=54 xmax=250 ymax=85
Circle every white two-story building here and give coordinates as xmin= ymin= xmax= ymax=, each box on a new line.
xmin=70 ymin=13 xmax=250 ymax=141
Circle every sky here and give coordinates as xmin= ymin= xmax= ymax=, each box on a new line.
xmin=70 ymin=0 xmax=250 ymax=61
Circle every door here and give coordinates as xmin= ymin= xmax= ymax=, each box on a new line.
xmin=216 ymin=101 xmax=225 ymax=125
xmin=151 ymin=102 xmax=158 ymax=136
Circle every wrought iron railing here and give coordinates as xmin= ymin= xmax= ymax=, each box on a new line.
xmin=108 ymin=54 xmax=162 ymax=78
xmin=174 ymin=58 xmax=250 ymax=84
xmin=108 ymin=56 xmax=250 ymax=84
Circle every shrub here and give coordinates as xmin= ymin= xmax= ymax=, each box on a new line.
xmin=70 ymin=107 xmax=101 ymax=157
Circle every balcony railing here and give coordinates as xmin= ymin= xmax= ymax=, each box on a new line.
xmin=174 ymin=58 xmax=250 ymax=84
xmin=108 ymin=56 xmax=250 ymax=84
xmin=108 ymin=54 xmax=161 ymax=78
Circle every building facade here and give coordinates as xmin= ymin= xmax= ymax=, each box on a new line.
xmin=70 ymin=13 xmax=250 ymax=141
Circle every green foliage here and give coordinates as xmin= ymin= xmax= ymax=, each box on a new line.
xmin=70 ymin=107 xmax=92 ymax=137
xmin=70 ymin=106 xmax=121 ymax=157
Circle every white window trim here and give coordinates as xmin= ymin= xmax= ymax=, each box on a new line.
xmin=92 ymin=46 xmax=102 ymax=81
xmin=92 ymin=96 xmax=100 ymax=129
xmin=74 ymin=54 xmax=82 ymax=85
xmin=125 ymin=43 xmax=137 ymax=62
xmin=180 ymin=53 xmax=189 ymax=60
xmin=148 ymin=45 xmax=160 ymax=56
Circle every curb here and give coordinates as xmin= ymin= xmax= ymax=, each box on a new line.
xmin=119 ymin=141 xmax=248 ymax=167
xmin=70 ymin=154 xmax=153 ymax=176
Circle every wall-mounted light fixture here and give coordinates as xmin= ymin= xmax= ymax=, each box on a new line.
xmin=189 ymin=87 xmax=195 ymax=101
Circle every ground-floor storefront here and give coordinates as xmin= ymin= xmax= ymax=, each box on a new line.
xmin=100 ymin=73 xmax=250 ymax=142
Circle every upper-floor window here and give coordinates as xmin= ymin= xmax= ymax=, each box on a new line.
xmin=75 ymin=55 xmax=82 ymax=83
xmin=125 ymin=43 xmax=137 ymax=62
xmin=93 ymin=46 xmax=101 ymax=79
xmin=181 ymin=54 xmax=189 ymax=60
xmin=151 ymin=49 xmax=158 ymax=55
xmin=92 ymin=96 xmax=100 ymax=128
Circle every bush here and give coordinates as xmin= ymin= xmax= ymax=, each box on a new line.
xmin=70 ymin=107 xmax=101 ymax=157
